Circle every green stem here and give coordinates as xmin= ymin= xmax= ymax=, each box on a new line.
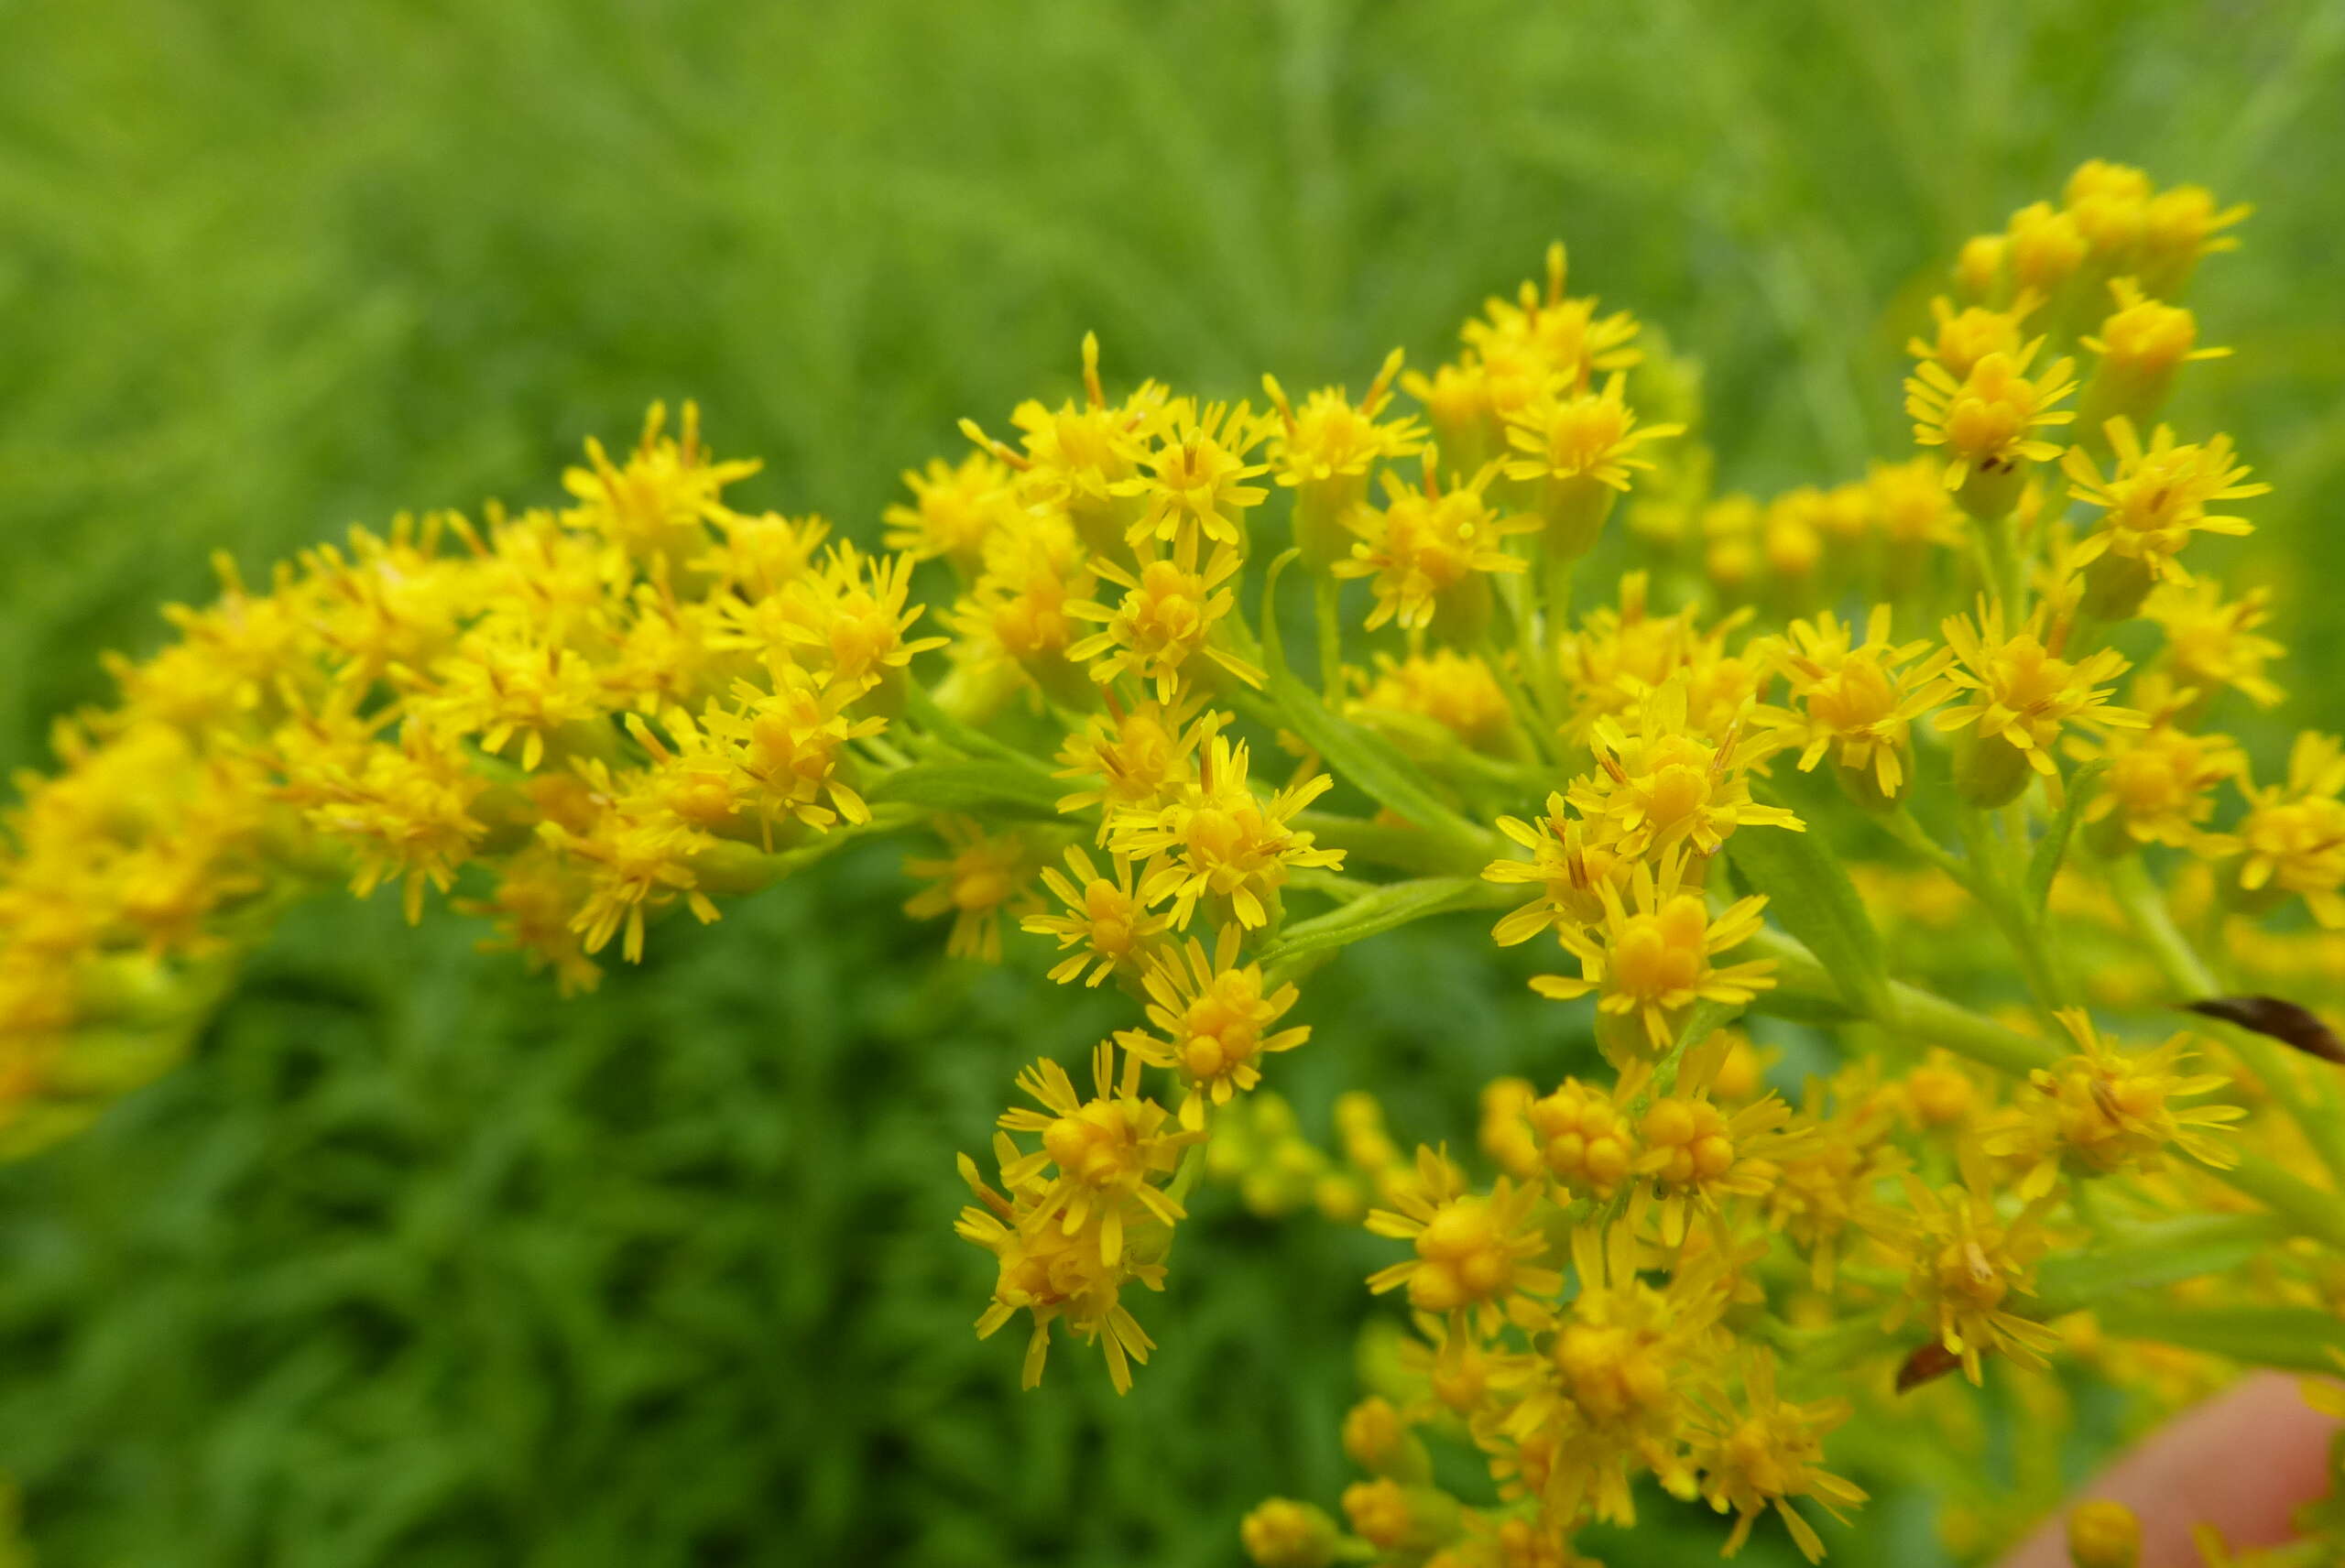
xmin=1953 ymin=802 xmax=2070 ymax=1019
xmin=1165 ymin=1140 xmax=1208 ymax=1208
xmin=1879 ymin=805 xmax=1974 ymax=889
xmin=1314 ymin=573 xmax=1346 ymax=702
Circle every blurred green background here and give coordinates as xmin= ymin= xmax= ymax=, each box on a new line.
xmin=3 ymin=1 xmax=2343 ymax=1563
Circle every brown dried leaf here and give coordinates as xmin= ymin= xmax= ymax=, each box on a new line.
xmin=1896 ymin=1341 xmax=1962 ymax=1394
xmin=2183 ymin=996 xmax=2345 ymax=1065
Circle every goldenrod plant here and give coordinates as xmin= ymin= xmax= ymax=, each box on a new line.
xmin=3 ymin=161 xmax=2340 ymax=1566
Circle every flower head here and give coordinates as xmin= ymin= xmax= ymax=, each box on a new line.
xmin=1121 ymin=926 xmax=1309 ymax=1125
xmin=1936 ymin=598 xmax=2144 ymax=797
xmin=956 ymin=1140 xmax=1167 ymax=1394
xmin=2073 ymin=702 xmax=2243 ymax=853
xmin=1762 ymin=607 xmax=1955 ymax=800
xmin=561 ymin=401 xmax=760 ymax=564
xmin=1568 ymin=679 xmax=1802 ymax=862
xmin=902 ymin=816 xmax=1039 ymax=962
xmin=1486 ymin=797 xmax=1636 ymax=945
xmin=1905 ymin=342 xmax=2078 ymax=498
xmin=2235 ymin=732 xmax=2345 ymax=927
xmin=1022 ymin=845 xmax=1171 ymax=985
xmin=1501 ymin=372 xmax=1684 ymax=555
xmin=1262 ymin=351 xmax=1425 ymax=563
xmin=997 ymin=1040 xmax=1202 ymax=1264
xmin=1067 ymin=531 xmax=1262 ymax=701
xmin=1116 ymin=397 xmax=1272 ymax=550
xmin=1365 ymin=1146 xmax=1562 ymax=1335
xmin=1331 ymin=457 xmax=1536 ymax=633
xmin=1351 ymin=650 xmax=1520 ymax=757
xmin=1532 ymin=853 xmax=1777 ymax=1056
xmin=883 ymin=450 xmax=1012 ymax=573
xmin=1108 ymin=735 xmax=1342 ymax=931
xmin=1687 ymin=1354 xmax=1864 ymax=1563
xmin=2062 ymin=419 xmax=2263 ymax=591
xmin=2144 ymin=580 xmax=2285 ymax=709
xmin=1881 ymin=1144 xmax=2061 ymax=1383
xmin=1053 ymin=691 xmax=1216 ymax=826
xmin=1982 ymin=1010 xmax=2241 ymax=1200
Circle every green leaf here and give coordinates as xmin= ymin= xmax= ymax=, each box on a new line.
xmin=2028 ymin=758 xmax=2108 ymax=912
xmin=2039 ymin=1213 xmax=2290 ymax=1310
xmin=1256 ymin=877 xmax=1490 ymax=973
xmin=867 ymin=761 xmax=1069 ymax=821
xmin=2089 ymin=1301 xmax=2345 ymax=1375
xmin=1724 ymin=788 xmax=1892 ymax=1019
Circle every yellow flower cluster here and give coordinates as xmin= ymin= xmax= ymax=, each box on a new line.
xmin=11 ymin=158 xmax=2345 ymax=1568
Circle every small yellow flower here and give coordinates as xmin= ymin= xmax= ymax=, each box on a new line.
xmin=1982 ymin=1009 xmax=2241 ymax=1201
xmin=1500 ymin=372 xmax=1684 ymax=557
xmin=2061 ymin=419 xmax=2264 ymax=608
xmin=1766 ymin=1070 xmax=1903 ymax=1290
xmin=2064 ymin=159 xmax=2153 ymax=258
xmin=1053 ymin=691 xmax=1216 ymax=825
xmin=1066 ymin=530 xmax=1263 ymax=702
xmin=1866 ymin=456 xmax=1967 ymax=552
xmin=777 ymin=542 xmax=950 ymax=689
xmin=534 ymin=770 xmax=721 ymax=964
xmin=698 ymin=667 xmax=885 ymax=840
xmin=997 ymin=1040 xmax=1201 ymax=1265
xmin=2137 ymin=184 xmax=2251 ymax=298
xmin=2143 ymin=579 xmax=2285 ymax=709
xmin=1523 ymin=1076 xmax=1639 ymax=1198
xmin=1496 ymin=1224 xmax=1727 ymax=1528
xmin=1687 ymin=1353 xmax=1864 ymax=1563
xmin=1108 ymin=735 xmax=1342 ymax=931
xmin=455 ymin=848 xmax=604 ymax=996
xmin=971 ymin=332 xmax=1164 ymax=551
xmin=1351 ymin=650 xmax=1522 ymax=758
xmin=1570 ymin=679 xmax=1803 ymax=862
xmin=1905 ymin=294 xmax=2035 ymax=383
xmin=1936 ymin=598 xmax=2144 ymax=804
xmin=278 ymin=720 xmax=489 ymax=923
xmin=1365 ymin=1146 xmax=1562 ymax=1334
xmin=1486 ymin=797 xmax=1636 ymax=945
xmin=1262 ymin=350 xmax=1425 ymax=565
xmin=2078 ymin=278 xmax=2230 ymax=430
xmin=2073 ymin=703 xmax=2243 ymax=854
xmin=1331 ymin=457 xmax=1537 ymax=634
xmin=956 ymin=1141 xmax=1167 ymax=1395
xmin=2066 ymin=1499 xmax=2142 ymax=1568
xmin=1022 ymin=845 xmax=1171 ymax=985
xmin=1905 ymin=342 xmax=2078 ymax=506
xmin=560 ymin=401 xmax=760 ymax=564
xmin=1532 ymin=853 xmax=1778 ymax=1056
xmin=1880 ymin=1145 xmax=2062 ymax=1383
xmin=2003 ymin=201 xmax=2089 ymax=299
xmin=1239 ymin=1498 xmax=1341 ymax=1568
xmin=405 ymin=625 xmax=607 ymax=772
xmin=1463 ymin=242 xmax=1644 ymax=390
xmin=902 ymin=816 xmax=1039 ymax=962
xmin=689 ymin=507 xmax=833 ymax=600
xmin=1761 ymin=606 xmax=1955 ymax=801
xmin=950 ymin=508 xmax=1098 ymax=705
xmin=1115 ymin=397 xmax=1272 ymax=550
xmin=2234 ymin=731 xmax=2345 ymax=927
xmin=1120 ymin=926 xmax=1310 ymax=1125
xmin=883 ymin=450 xmax=1012 ymax=574
xmin=1634 ymin=1091 xmax=1801 ymax=1247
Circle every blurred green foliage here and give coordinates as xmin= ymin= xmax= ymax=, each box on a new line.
xmin=2 ymin=0 xmax=2343 ymax=1563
